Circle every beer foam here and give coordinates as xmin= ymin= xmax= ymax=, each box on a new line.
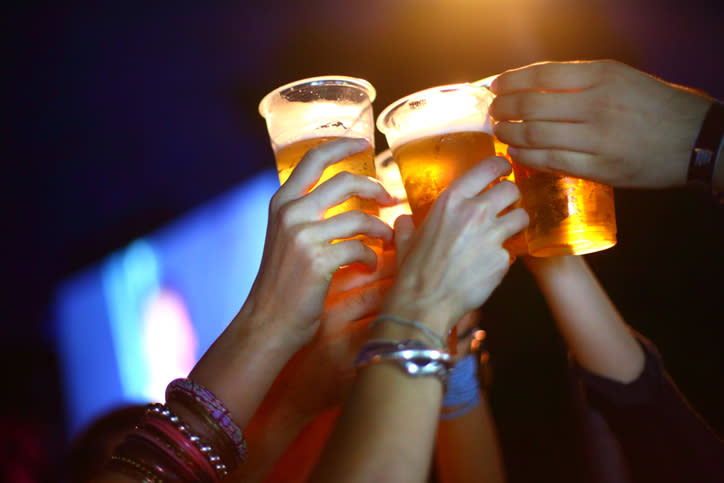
xmin=273 ymin=119 xmax=373 ymax=148
xmin=269 ymin=103 xmax=375 ymax=149
xmin=260 ymin=75 xmax=376 ymax=149
xmin=377 ymin=83 xmax=494 ymax=150
xmin=386 ymin=119 xmax=493 ymax=151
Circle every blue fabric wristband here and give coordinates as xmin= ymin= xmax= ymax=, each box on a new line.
xmin=441 ymin=354 xmax=481 ymax=420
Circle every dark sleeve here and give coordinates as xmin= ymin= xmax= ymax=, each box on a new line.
xmin=574 ymin=335 xmax=724 ymax=483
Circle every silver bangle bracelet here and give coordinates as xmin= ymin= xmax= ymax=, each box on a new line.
xmin=356 ymin=341 xmax=453 ymax=388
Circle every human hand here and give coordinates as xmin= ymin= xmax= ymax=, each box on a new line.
xmin=490 ymin=60 xmax=713 ymax=188
xmin=383 ymin=156 xmax=529 ymax=334
xmin=239 ymin=138 xmax=397 ymax=350
xmin=187 ymin=138 xmax=397 ymax=426
xmin=260 ymin=249 xmax=396 ymax=419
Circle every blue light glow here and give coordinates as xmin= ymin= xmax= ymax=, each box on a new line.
xmin=53 ymin=170 xmax=279 ymax=438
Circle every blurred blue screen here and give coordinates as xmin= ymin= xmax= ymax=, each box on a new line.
xmin=53 ymin=170 xmax=279 ymax=438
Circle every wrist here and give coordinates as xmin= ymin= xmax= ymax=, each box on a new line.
xmin=381 ymin=295 xmax=460 ymax=335
xmin=369 ymin=314 xmax=448 ymax=352
xmin=230 ymin=307 xmax=309 ymax=357
xmin=525 ymin=254 xmax=582 ymax=278
xmin=369 ymin=321 xmax=433 ymax=346
xmin=355 ymin=339 xmax=453 ymax=390
xmin=188 ymin=320 xmax=301 ymax=428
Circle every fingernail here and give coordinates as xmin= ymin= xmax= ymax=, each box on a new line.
xmin=507 ymin=146 xmax=518 ymax=159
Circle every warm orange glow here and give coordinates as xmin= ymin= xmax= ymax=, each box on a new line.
xmin=474 ymin=77 xmax=616 ymax=257
xmin=513 ymin=165 xmax=617 ymax=257
xmin=276 ymin=136 xmax=378 ymax=220
xmin=374 ymin=150 xmax=413 ymax=227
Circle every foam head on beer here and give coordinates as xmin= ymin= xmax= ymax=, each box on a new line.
xmin=259 ymin=76 xmax=379 ymax=222
xmin=377 ymin=83 xmax=497 ymax=226
xmin=259 ymin=76 xmax=376 ymax=155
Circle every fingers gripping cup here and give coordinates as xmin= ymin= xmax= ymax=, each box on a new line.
xmin=259 ymin=76 xmax=379 ymax=243
xmin=474 ymin=75 xmax=617 ymax=257
xmin=376 ymin=83 xmax=526 ymax=257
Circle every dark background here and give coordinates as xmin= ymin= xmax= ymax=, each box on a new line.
xmin=3 ymin=0 xmax=723 ymax=481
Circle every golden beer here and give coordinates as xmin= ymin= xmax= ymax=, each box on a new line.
xmin=378 ymin=83 xmax=528 ymax=259
xmin=378 ymin=83 xmax=502 ymax=351
xmin=259 ymin=76 xmax=380 ymax=247
xmin=392 ymin=130 xmax=496 ymax=226
xmin=275 ymin=136 xmax=378 ymax=220
xmin=473 ymin=74 xmax=617 ymax=257
xmin=513 ymin=164 xmax=616 ymax=257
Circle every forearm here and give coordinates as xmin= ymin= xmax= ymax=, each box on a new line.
xmin=310 ymin=323 xmax=445 ymax=483
xmin=187 ymin=310 xmax=302 ymax=434
xmin=436 ymin=395 xmax=506 ymax=483
xmin=101 ymin=313 xmax=301 ymax=483
xmin=527 ymin=256 xmax=643 ymax=383
xmin=309 ymin=157 xmax=522 ymax=481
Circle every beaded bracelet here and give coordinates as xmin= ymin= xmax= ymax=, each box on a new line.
xmin=139 ymin=412 xmax=218 ymax=482
xmin=108 ymin=454 xmax=165 ymax=483
xmin=121 ymin=432 xmax=192 ymax=481
xmin=110 ymin=421 xmax=198 ymax=483
xmin=147 ymin=402 xmax=229 ymax=480
xmin=166 ymin=378 xmax=248 ymax=466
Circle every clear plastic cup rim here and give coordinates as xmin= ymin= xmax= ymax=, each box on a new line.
xmin=376 ymin=82 xmax=486 ymax=135
xmin=471 ymin=74 xmax=499 ymax=89
xmin=258 ymin=75 xmax=376 ymax=119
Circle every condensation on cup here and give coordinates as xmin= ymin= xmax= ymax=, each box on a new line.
xmin=474 ymin=75 xmax=617 ymax=257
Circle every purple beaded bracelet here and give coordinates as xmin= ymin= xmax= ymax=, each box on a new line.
xmin=166 ymin=378 xmax=248 ymax=463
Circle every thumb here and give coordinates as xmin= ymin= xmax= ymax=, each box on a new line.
xmin=393 ymin=214 xmax=415 ymax=267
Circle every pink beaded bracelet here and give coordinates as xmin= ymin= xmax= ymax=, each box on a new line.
xmin=166 ymin=378 xmax=248 ymax=464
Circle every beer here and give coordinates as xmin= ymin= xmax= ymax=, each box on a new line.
xmin=275 ymin=135 xmax=378 ymax=220
xmin=473 ymin=74 xmax=616 ymax=257
xmin=377 ymin=83 xmax=499 ymax=352
xmin=378 ymin=83 xmax=529 ymax=259
xmin=391 ymin=128 xmax=496 ymax=226
xmin=513 ymin=164 xmax=616 ymax=257
xmin=259 ymin=76 xmax=380 ymax=247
